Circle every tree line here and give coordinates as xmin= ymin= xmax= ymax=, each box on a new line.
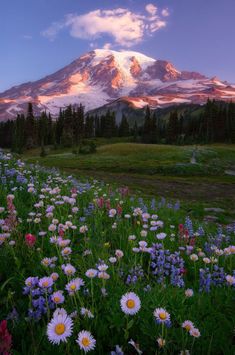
xmin=0 ymin=99 xmax=234 ymax=153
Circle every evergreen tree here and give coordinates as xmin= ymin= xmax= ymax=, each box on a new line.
xmin=118 ymin=114 xmax=129 ymax=137
xmin=25 ymin=102 xmax=37 ymax=149
xmin=167 ymin=110 xmax=178 ymax=144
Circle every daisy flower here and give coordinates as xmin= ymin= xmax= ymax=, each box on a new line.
xmin=65 ymin=278 xmax=85 ymax=295
xmin=185 ymin=289 xmax=194 ymax=297
xmin=51 ymin=291 xmax=65 ymax=305
xmin=226 ymin=275 xmax=235 ymax=285
xmin=182 ymin=320 xmax=195 ymax=332
xmin=38 ymin=276 xmax=54 ymax=289
xmin=62 ymin=263 xmax=76 ymax=276
xmin=156 ymin=233 xmax=167 ymax=240
xmin=76 ymin=330 xmax=96 ymax=353
xmin=189 ymin=327 xmax=201 ymax=338
xmin=120 ymin=292 xmax=141 ymax=315
xmin=50 ymin=272 xmax=59 ymax=281
xmin=85 ymin=269 xmax=98 ymax=278
xmin=47 ymin=311 xmax=73 ymax=345
xmin=80 ymin=307 xmax=94 ymax=319
xmin=153 ymin=308 xmax=171 ymax=326
xmin=157 ymin=337 xmax=166 ymax=348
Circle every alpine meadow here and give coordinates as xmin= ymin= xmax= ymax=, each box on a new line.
xmin=0 ymin=1 xmax=234 ymax=354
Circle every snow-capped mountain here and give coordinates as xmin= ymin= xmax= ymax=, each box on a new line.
xmin=0 ymin=49 xmax=235 ymax=120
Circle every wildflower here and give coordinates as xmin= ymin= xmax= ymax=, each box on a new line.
xmin=185 ymin=289 xmax=194 ymax=297
xmin=41 ymin=258 xmax=52 ymax=267
xmin=48 ymin=224 xmax=57 ymax=232
xmin=109 ymin=209 xmax=117 ymax=217
xmin=189 ymin=327 xmax=201 ymax=338
xmin=111 ymin=345 xmax=124 ymax=355
xmin=62 ymin=264 xmax=76 ymax=276
xmin=85 ymin=269 xmax=98 ymax=278
xmin=97 ymin=263 xmax=109 ymax=272
xmin=79 ymin=225 xmax=88 ymax=234
xmin=38 ymin=277 xmax=54 ymax=289
xmin=140 ymin=230 xmax=147 ymax=238
xmin=25 ymin=233 xmax=36 ymax=247
xmin=156 ymin=233 xmax=167 ymax=240
xmin=120 ymin=292 xmax=141 ymax=315
xmin=128 ymin=339 xmax=143 ymax=354
xmin=109 ymin=257 xmax=117 ymax=263
xmin=51 ymin=291 xmax=65 ymax=305
xmin=0 ymin=320 xmax=12 ymax=354
xmin=51 ymin=272 xmax=59 ymax=281
xmin=76 ymin=330 xmax=96 ymax=353
xmin=190 ymin=254 xmax=198 ymax=262
xmin=61 ymin=247 xmax=72 ymax=257
xmin=66 ymin=278 xmax=84 ymax=295
xmin=157 ymin=337 xmax=166 ymax=348
xmin=115 ymin=250 xmax=124 ymax=259
xmin=182 ymin=320 xmax=195 ymax=332
xmin=153 ymin=308 xmax=171 ymax=326
xmin=47 ymin=311 xmax=73 ymax=345
xmin=80 ymin=307 xmax=94 ymax=319
xmin=226 ymin=275 xmax=235 ymax=285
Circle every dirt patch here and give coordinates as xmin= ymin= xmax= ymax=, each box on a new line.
xmin=63 ymin=168 xmax=235 ymax=203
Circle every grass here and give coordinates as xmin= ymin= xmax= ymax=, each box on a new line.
xmin=23 ymin=141 xmax=235 ymax=222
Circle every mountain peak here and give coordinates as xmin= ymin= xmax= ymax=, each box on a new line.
xmin=0 ymin=49 xmax=234 ymax=120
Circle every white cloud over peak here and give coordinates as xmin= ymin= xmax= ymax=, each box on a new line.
xmin=42 ymin=4 xmax=169 ymax=47
xmin=145 ymin=4 xmax=158 ymax=16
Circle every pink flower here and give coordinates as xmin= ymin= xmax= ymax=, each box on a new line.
xmin=0 ymin=320 xmax=12 ymax=355
xmin=25 ymin=233 xmax=36 ymax=247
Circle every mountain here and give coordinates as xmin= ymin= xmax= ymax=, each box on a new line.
xmin=0 ymin=49 xmax=235 ymax=120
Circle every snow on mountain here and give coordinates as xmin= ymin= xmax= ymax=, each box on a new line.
xmin=0 ymin=49 xmax=235 ymax=120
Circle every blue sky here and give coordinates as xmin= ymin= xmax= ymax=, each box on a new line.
xmin=0 ymin=0 xmax=234 ymax=91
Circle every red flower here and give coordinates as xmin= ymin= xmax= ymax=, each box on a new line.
xmin=25 ymin=233 xmax=36 ymax=247
xmin=117 ymin=204 xmax=122 ymax=215
xmin=178 ymin=224 xmax=184 ymax=231
xmin=0 ymin=320 xmax=12 ymax=355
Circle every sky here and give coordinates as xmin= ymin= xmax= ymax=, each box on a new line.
xmin=0 ymin=0 xmax=235 ymax=92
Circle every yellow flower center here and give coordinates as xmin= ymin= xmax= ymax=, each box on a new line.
xmin=54 ymin=296 xmax=60 ymax=303
xmin=70 ymin=284 xmax=76 ymax=290
xmin=159 ymin=312 xmax=167 ymax=320
xmin=126 ymin=299 xmax=135 ymax=309
xmin=185 ymin=325 xmax=191 ymax=331
xmin=82 ymin=337 xmax=90 ymax=347
xmin=42 ymin=281 xmax=48 ymax=287
xmin=55 ymin=323 xmax=65 ymax=335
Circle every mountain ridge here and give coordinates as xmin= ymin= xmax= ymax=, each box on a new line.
xmin=0 ymin=49 xmax=235 ymax=120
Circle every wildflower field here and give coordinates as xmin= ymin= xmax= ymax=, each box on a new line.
xmin=0 ymin=151 xmax=234 ymax=354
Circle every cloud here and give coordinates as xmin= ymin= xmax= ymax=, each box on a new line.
xmin=42 ymin=5 xmax=168 ymax=47
xmin=21 ymin=35 xmax=32 ymax=40
xmin=162 ymin=8 xmax=170 ymax=17
xmin=103 ymin=42 xmax=112 ymax=50
xmin=145 ymin=4 xmax=158 ymax=16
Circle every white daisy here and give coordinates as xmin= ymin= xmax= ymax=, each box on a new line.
xmin=76 ymin=330 xmax=96 ymax=352
xmin=120 ymin=292 xmax=141 ymax=315
xmin=47 ymin=312 xmax=73 ymax=345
